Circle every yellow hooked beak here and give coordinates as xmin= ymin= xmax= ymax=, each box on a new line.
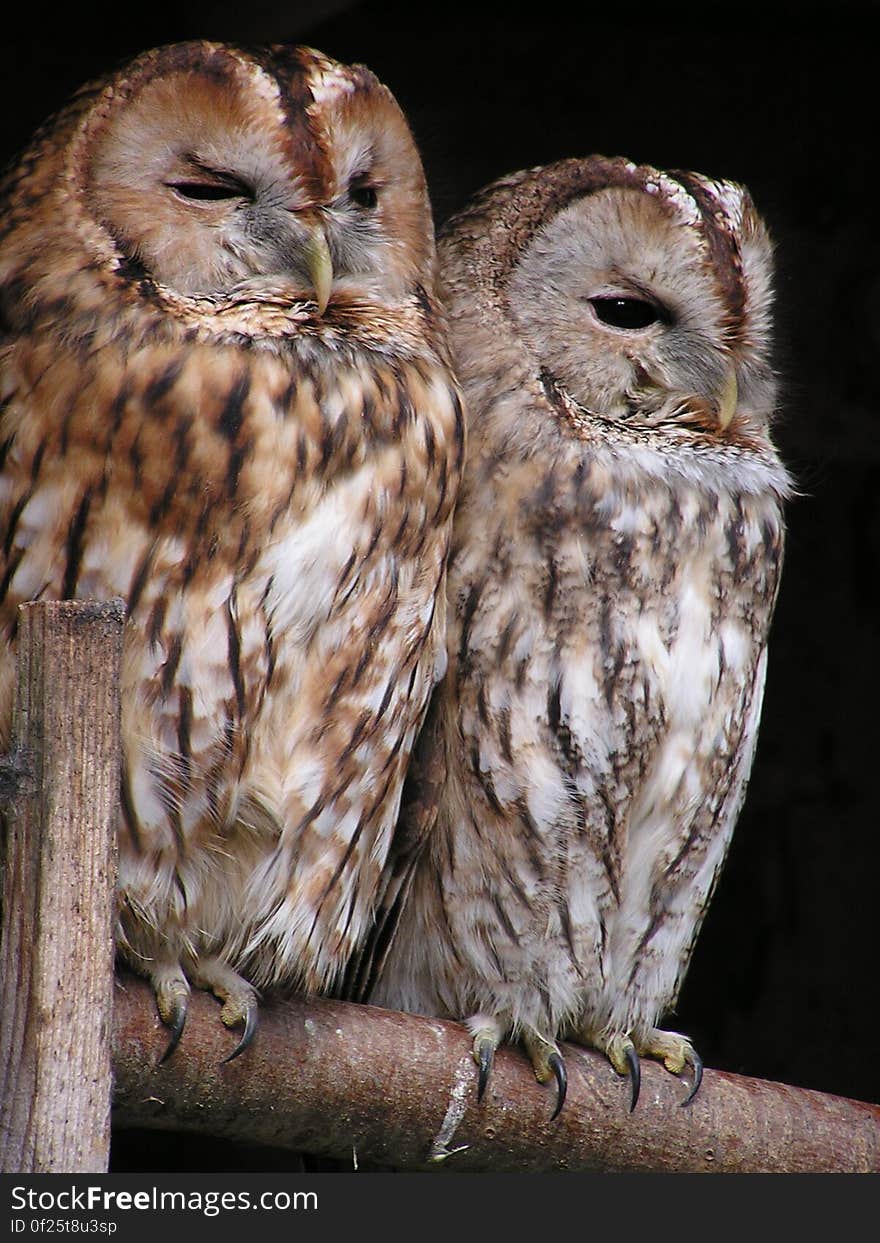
xmin=716 ymin=367 xmax=738 ymax=430
xmin=303 ymin=223 xmax=333 ymax=315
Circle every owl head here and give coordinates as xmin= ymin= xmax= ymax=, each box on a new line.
xmin=5 ymin=41 xmax=436 ymax=318
xmin=441 ymin=156 xmax=777 ymax=442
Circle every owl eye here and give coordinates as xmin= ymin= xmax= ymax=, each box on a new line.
xmin=589 ymin=297 xmax=663 ymax=330
xmin=168 ymin=177 xmax=251 ymax=202
xmin=349 ymin=180 xmax=379 ymax=210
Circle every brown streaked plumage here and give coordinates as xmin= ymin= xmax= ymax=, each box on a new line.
xmin=362 ymin=156 xmax=791 ymax=1114
xmin=0 ymin=40 xmax=464 ymax=1055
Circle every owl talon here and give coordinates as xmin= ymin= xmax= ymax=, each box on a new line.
xmin=157 ymin=997 xmax=187 ymax=1064
xmin=522 ymin=1029 xmax=568 ymax=1118
xmin=679 ymin=1048 xmax=703 ymax=1106
xmin=190 ymin=955 xmax=261 ymax=1063
xmin=223 ymin=1003 xmax=258 ymax=1063
xmin=625 ymin=1044 xmax=641 ymax=1112
xmin=475 ymin=1038 xmax=495 ymax=1101
xmin=548 ymin=1051 xmax=568 ymax=1120
xmin=151 ymin=966 xmax=191 ymax=1064
xmin=601 ymin=1033 xmax=642 ymax=1111
xmin=637 ymin=1027 xmax=703 ymax=1105
xmin=467 ymin=1015 xmax=505 ymax=1102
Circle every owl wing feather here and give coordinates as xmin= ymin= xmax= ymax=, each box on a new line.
xmin=340 ymin=688 xmax=447 ymax=1003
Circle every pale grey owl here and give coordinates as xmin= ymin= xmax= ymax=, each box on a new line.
xmin=0 ymin=41 xmax=464 ymax=1057
xmin=361 ymin=156 xmax=791 ymax=1114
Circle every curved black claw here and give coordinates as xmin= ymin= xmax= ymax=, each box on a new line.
xmin=158 ymin=1002 xmax=187 ymax=1065
xmin=476 ymin=1039 xmax=495 ymax=1102
xmin=548 ymin=1051 xmax=568 ymax=1121
xmin=222 ymin=1005 xmax=258 ymax=1064
xmin=679 ymin=1049 xmax=703 ymax=1107
xmin=625 ymin=1044 xmax=641 ymax=1113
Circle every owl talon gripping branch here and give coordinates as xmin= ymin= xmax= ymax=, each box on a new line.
xmin=474 ymin=1036 xmax=496 ymax=1103
xmin=190 ymin=956 xmax=261 ymax=1062
xmin=680 ymin=1049 xmax=703 ymax=1107
xmin=523 ymin=1030 xmax=568 ymax=1119
xmin=222 ymin=1007 xmax=258 ymax=1063
xmin=150 ymin=956 xmax=259 ymax=1062
xmin=639 ymin=1028 xmax=704 ymax=1107
xmin=469 ymin=1015 xmax=504 ymax=1102
xmin=624 ymin=1044 xmax=641 ymax=1114
xmin=152 ymin=967 xmax=190 ymax=1063
xmin=598 ymin=1034 xmax=642 ymax=1112
xmin=157 ymin=998 xmax=188 ymax=1065
xmin=470 ymin=1019 xmax=567 ymax=1118
xmin=157 ymin=995 xmax=256 ymax=1065
xmin=546 ymin=1052 xmax=568 ymax=1120
xmin=601 ymin=1028 xmax=703 ymax=1111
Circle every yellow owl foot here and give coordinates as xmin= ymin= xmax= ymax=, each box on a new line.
xmin=641 ymin=1028 xmax=703 ymax=1106
xmin=522 ymin=1028 xmax=568 ymax=1120
xmin=602 ymin=1029 xmax=703 ymax=1112
xmin=467 ymin=1014 xmax=504 ymax=1102
xmin=149 ymin=958 xmax=259 ymax=1063
xmin=190 ymin=956 xmax=260 ymax=1062
xmin=151 ymin=964 xmax=191 ymax=1064
xmin=467 ymin=1016 xmax=567 ymax=1119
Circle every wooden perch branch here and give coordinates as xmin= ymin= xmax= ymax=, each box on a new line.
xmin=112 ymin=973 xmax=880 ymax=1173
xmin=0 ymin=600 xmax=124 ymax=1174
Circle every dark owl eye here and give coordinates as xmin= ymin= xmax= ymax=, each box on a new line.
xmin=168 ymin=177 xmax=251 ymax=202
xmin=349 ymin=181 xmax=378 ymax=210
xmin=589 ymin=297 xmax=663 ymax=330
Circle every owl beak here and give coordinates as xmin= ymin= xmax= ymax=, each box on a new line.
xmin=303 ymin=223 xmax=333 ymax=315
xmin=716 ymin=367 xmax=738 ymax=430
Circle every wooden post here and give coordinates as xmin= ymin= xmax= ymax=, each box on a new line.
xmin=0 ymin=600 xmax=124 ymax=1173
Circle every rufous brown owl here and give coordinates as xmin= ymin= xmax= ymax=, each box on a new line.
xmin=362 ymin=157 xmax=791 ymax=1114
xmin=0 ymin=40 xmax=464 ymax=1057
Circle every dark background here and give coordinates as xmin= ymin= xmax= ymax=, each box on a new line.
xmin=3 ymin=0 xmax=877 ymax=1169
